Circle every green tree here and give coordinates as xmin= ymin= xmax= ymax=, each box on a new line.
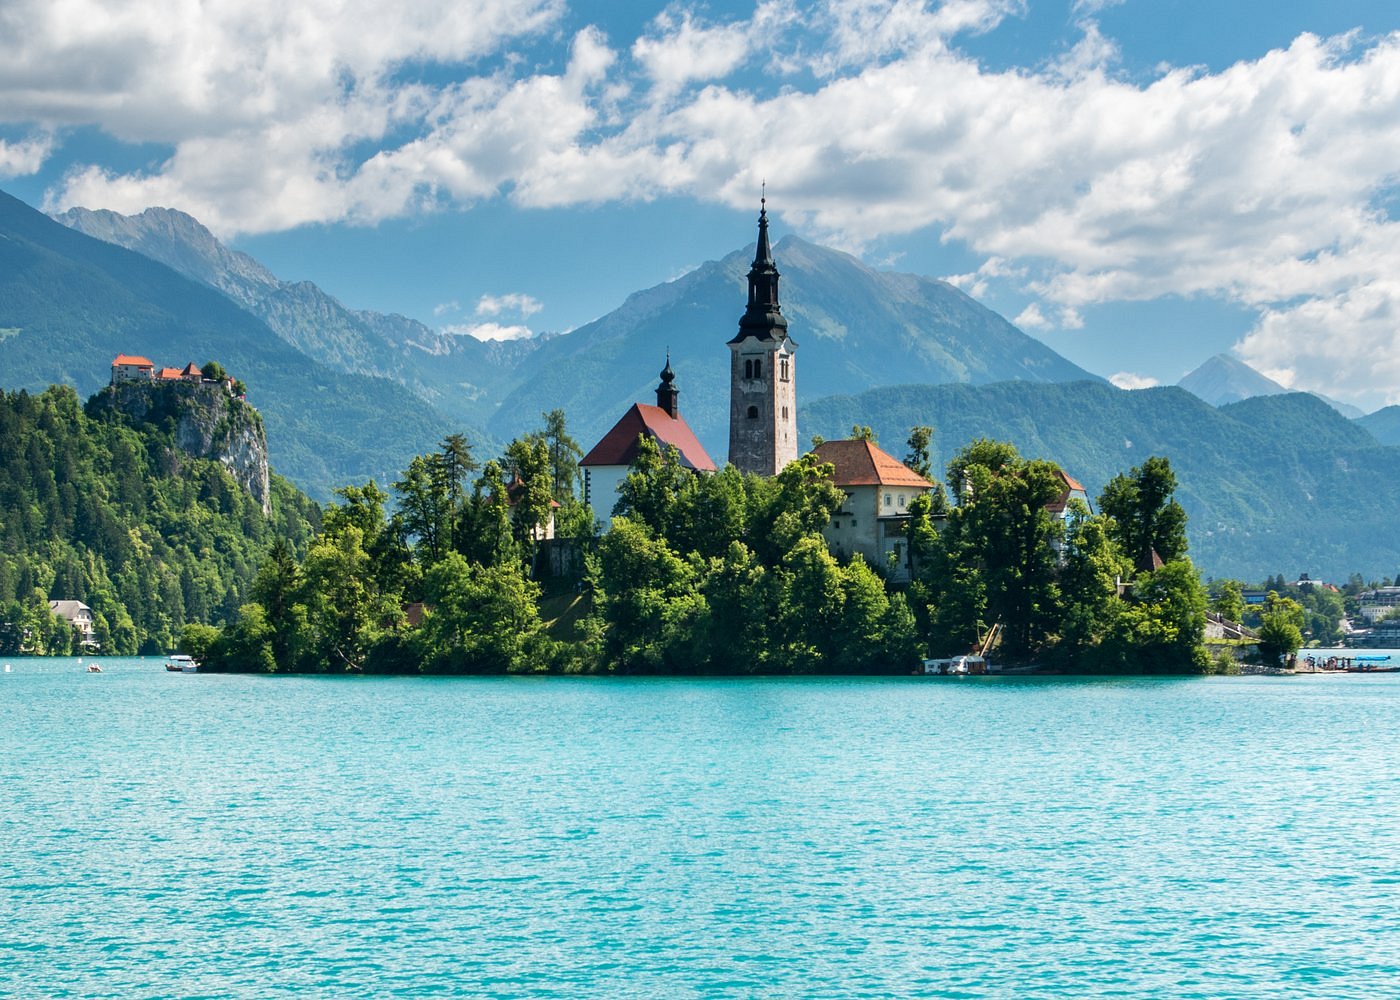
xmin=1099 ymin=456 xmax=1188 ymax=574
xmin=904 ymin=425 xmax=935 ymax=481
xmin=418 ymin=553 xmax=544 ymax=673
xmin=533 ymin=409 xmax=583 ymax=503
xmin=1212 ymin=579 xmax=1246 ymax=623
xmin=393 ymin=454 xmax=450 ymax=564
xmin=1257 ymin=591 xmax=1305 ymax=666
xmin=505 ymin=437 xmax=555 ymax=557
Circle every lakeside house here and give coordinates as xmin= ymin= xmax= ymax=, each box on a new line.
xmin=48 ymin=600 xmax=96 ymax=648
xmin=1357 ymin=586 xmax=1400 ymax=623
xmin=811 ymin=439 xmax=934 ymax=583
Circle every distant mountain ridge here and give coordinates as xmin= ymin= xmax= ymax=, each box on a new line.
xmin=54 ymin=206 xmax=524 ymax=428
xmin=53 ymin=204 xmax=1096 ymax=456
xmin=480 ymin=234 xmax=1099 ymax=456
xmin=1178 ymin=354 xmax=1288 ymax=405
xmin=0 ymin=190 xmax=456 ymax=498
xmin=805 ymin=380 xmax=1399 ymax=580
xmin=1177 ymin=352 xmax=1366 ymax=419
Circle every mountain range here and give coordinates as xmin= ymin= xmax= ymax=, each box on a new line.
xmin=7 ymin=188 xmax=1400 ymax=577
xmin=56 ymin=206 xmax=1095 ymax=460
xmin=0 ymin=191 xmax=454 ymax=498
xmin=806 ymin=381 xmax=1400 ymax=580
xmin=1176 ymin=352 xmax=1365 ymax=418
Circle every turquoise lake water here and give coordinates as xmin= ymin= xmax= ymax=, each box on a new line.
xmin=3 ymin=658 xmax=1400 ymax=998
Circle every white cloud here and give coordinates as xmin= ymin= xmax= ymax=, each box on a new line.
xmin=1013 ymin=302 xmax=1049 ymax=329
xmin=633 ymin=9 xmax=755 ymax=97
xmin=6 ymin=3 xmax=1400 ymax=402
xmin=1071 ymin=0 xmax=1123 ymax=14
xmin=475 ymin=292 xmax=542 ymax=317
xmin=1109 ymin=371 xmax=1158 ymax=390
xmin=0 ymin=133 xmax=53 ymax=177
xmin=443 ymin=321 xmax=535 ymax=341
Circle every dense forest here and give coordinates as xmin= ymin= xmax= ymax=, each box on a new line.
xmin=187 ymin=414 xmax=1244 ymax=675
xmin=0 ymin=385 xmax=319 ymax=654
xmin=5 ymin=381 xmax=1322 ymax=673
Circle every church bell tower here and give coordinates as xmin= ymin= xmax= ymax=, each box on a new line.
xmin=727 ymin=197 xmax=797 ymax=476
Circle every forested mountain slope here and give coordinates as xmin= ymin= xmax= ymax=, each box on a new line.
xmin=804 ymin=381 xmax=1400 ymax=580
xmin=0 ymin=190 xmax=460 ymax=498
xmin=0 ymin=385 xmax=319 ymax=654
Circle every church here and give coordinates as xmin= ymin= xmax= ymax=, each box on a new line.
xmin=581 ymin=199 xmax=934 ymax=553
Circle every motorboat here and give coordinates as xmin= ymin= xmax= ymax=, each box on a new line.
xmin=922 ymin=654 xmax=989 ymax=675
xmin=165 ymin=654 xmax=199 ymax=673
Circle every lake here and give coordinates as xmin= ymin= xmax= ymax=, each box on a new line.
xmin=3 ymin=657 xmax=1399 ymax=997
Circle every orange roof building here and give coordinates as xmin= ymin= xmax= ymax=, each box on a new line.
xmin=811 ymin=439 xmax=934 ymax=582
xmin=1045 ymin=469 xmax=1092 ymax=518
xmin=110 ymin=355 xmax=155 ymax=383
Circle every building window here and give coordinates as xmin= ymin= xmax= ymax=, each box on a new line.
xmin=780 ymin=358 xmax=789 ymax=381
xmin=833 ymin=520 xmax=840 ymax=529
xmin=747 ymin=405 xmax=758 ymax=419
xmin=754 ymin=359 xmax=762 ymax=379
xmin=850 ymin=519 xmax=856 ymax=526
xmin=743 ymin=359 xmax=752 ymax=379
xmin=781 ymin=406 xmax=788 ymax=419
xmin=897 ymin=494 xmax=905 ymax=506
xmin=884 ymin=493 xmax=892 ymax=507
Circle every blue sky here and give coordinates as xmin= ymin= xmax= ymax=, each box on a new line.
xmin=2 ymin=1 xmax=1399 ymax=405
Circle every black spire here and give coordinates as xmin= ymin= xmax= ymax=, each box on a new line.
xmin=655 ymin=351 xmax=679 ymax=417
xmin=729 ymin=195 xmax=792 ymax=345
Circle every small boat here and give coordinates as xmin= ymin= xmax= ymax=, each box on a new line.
xmin=922 ymin=654 xmax=989 ymax=676
xmin=165 ymin=654 xmax=199 ymax=673
xmin=86 ymin=663 xmax=102 ymax=673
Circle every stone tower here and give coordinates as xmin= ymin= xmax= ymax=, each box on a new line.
xmin=727 ymin=198 xmax=797 ymax=476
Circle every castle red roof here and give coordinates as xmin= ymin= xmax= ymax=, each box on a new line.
xmin=112 ymin=354 xmax=154 ymax=367
xmin=181 ymin=363 xmax=202 ymax=377
xmin=811 ymin=439 xmax=932 ymax=489
xmin=156 ymin=367 xmax=184 ymax=380
xmin=1045 ymin=468 xmax=1092 ymax=515
xmin=581 ymin=403 xmax=716 ymax=472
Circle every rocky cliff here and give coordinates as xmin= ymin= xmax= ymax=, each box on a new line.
xmin=88 ymin=381 xmax=271 ymax=513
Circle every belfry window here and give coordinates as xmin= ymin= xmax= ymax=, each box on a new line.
xmin=753 ymin=359 xmax=762 ymax=379
xmin=747 ymin=405 xmax=759 ymax=419
xmin=780 ymin=358 xmax=789 ymax=381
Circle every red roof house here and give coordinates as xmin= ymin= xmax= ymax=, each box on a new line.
xmin=581 ymin=361 xmax=716 ymax=528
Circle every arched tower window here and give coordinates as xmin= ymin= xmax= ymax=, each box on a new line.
xmin=753 ymin=359 xmax=762 ymax=379
xmin=747 ymin=405 xmax=758 ymax=419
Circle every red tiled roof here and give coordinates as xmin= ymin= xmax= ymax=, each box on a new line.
xmin=112 ymin=354 xmax=154 ymax=367
xmin=811 ymin=439 xmax=933 ymax=488
xmin=1045 ymin=468 xmax=1091 ymax=515
xmin=581 ymin=403 xmax=716 ymax=472
xmin=181 ymin=362 xmax=202 ymax=376
xmin=156 ymin=367 xmax=184 ymax=379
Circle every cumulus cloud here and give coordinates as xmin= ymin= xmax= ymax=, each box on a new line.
xmin=476 ymin=292 xmax=543 ymax=317
xmin=1013 ymin=303 xmax=1049 ymax=329
xmin=6 ymin=2 xmax=1400 ymax=401
xmin=632 ymin=9 xmax=756 ymax=97
xmin=443 ymin=321 xmax=535 ymax=341
xmin=1109 ymin=372 xmax=1159 ymax=390
xmin=0 ymin=133 xmax=53 ymax=177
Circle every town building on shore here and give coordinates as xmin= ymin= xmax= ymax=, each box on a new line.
xmin=812 ymin=439 xmax=934 ymax=583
